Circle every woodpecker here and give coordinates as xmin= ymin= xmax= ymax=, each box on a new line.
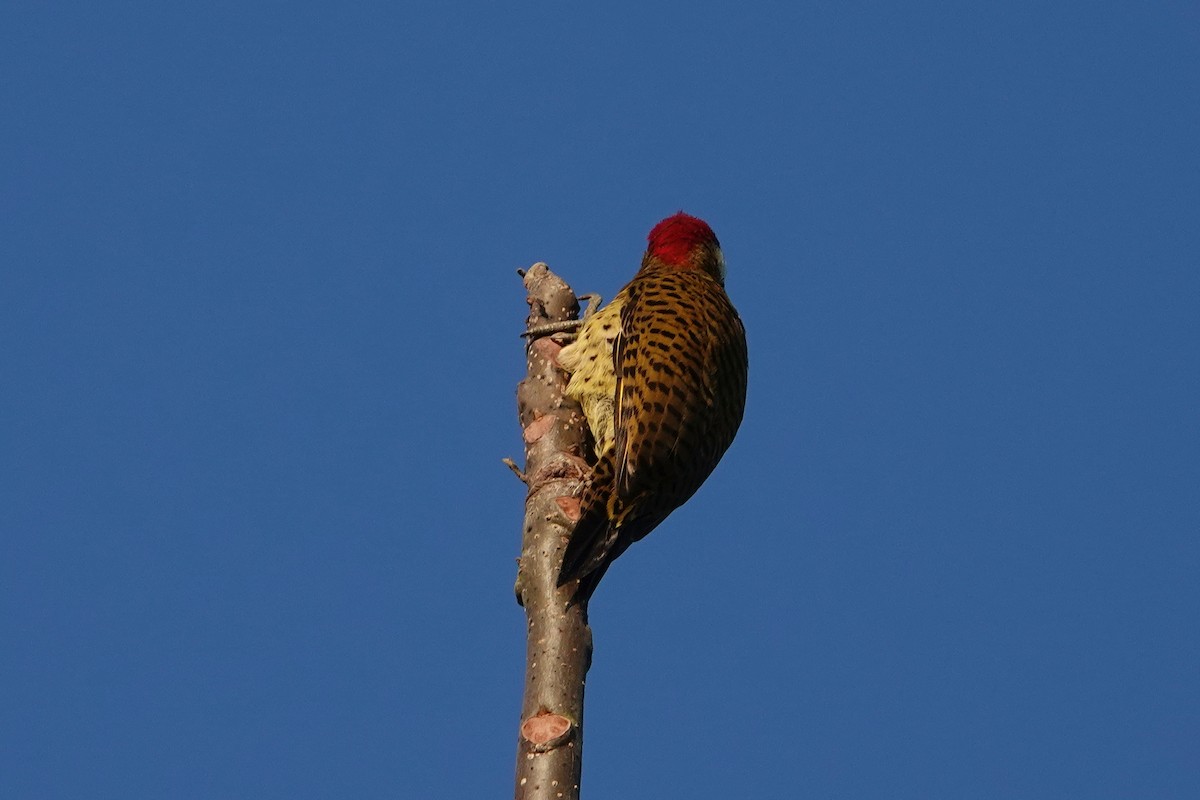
xmin=555 ymin=212 xmax=748 ymax=600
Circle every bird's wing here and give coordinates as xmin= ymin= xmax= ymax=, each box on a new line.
xmin=612 ymin=271 xmax=745 ymax=525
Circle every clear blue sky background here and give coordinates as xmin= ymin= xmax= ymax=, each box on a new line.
xmin=2 ymin=2 xmax=1197 ymax=798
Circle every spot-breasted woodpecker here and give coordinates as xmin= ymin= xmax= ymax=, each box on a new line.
xmin=556 ymin=213 xmax=748 ymax=600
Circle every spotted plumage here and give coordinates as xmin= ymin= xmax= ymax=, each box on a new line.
xmin=556 ymin=213 xmax=748 ymax=600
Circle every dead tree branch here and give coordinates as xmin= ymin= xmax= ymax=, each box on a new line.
xmin=512 ymin=263 xmax=592 ymax=800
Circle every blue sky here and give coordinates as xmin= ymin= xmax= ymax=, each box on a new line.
xmin=2 ymin=2 xmax=1197 ymax=798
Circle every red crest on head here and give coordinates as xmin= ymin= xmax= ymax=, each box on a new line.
xmin=646 ymin=212 xmax=719 ymax=267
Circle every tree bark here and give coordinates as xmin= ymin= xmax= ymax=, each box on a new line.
xmin=512 ymin=263 xmax=592 ymax=800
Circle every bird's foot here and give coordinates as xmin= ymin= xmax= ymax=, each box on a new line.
xmin=522 ymin=293 xmax=602 ymax=340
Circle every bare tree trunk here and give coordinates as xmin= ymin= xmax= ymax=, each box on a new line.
xmin=512 ymin=263 xmax=592 ymax=800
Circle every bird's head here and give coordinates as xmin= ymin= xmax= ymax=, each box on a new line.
xmin=643 ymin=212 xmax=726 ymax=284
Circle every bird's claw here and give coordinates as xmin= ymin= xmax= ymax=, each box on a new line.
xmin=522 ymin=293 xmax=603 ymax=339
